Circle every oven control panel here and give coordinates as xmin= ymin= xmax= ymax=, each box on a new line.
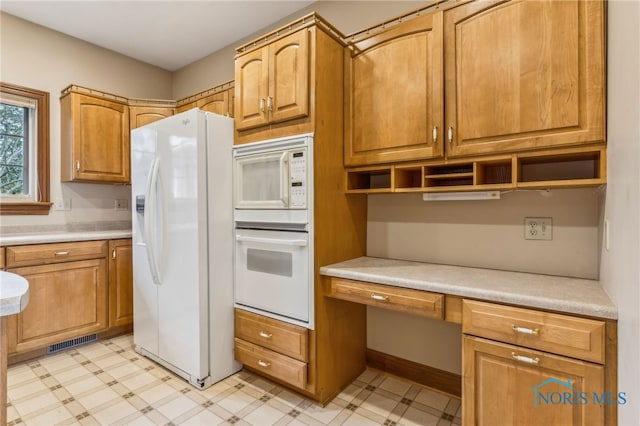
xmin=289 ymin=149 xmax=307 ymax=208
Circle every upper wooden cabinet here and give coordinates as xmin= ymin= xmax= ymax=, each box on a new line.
xmin=129 ymin=100 xmax=176 ymax=130
xmin=235 ymin=27 xmax=310 ymax=134
xmin=344 ymin=0 xmax=606 ymax=166
xmin=60 ymin=86 xmax=130 ymax=183
xmin=176 ymin=82 xmax=234 ymax=117
xmin=344 ymin=10 xmax=444 ymax=166
xmin=444 ymin=0 xmax=605 ymax=157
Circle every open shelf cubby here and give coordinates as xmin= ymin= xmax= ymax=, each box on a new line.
xmin=345 ymin=146 xmax=606 ymax=194
xmin=346 ymin=167 xmax=392 ymax=192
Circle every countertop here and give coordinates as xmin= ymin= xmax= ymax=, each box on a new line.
xmin=0 ymin=271 xmax=29 ymax=317
xmin=0 ymin=230 xmax=132 ymax=246
xmin=320 ymin=256 xmax=617 ymax=320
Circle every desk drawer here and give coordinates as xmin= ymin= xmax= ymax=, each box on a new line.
xmin=234 ymin=338 xmax=307 ymax=389
xmin=462 ymin=300 xmax=605 ymax=363
xmin=235 ymin=309 xmax=308 ymax=362
xmin=329 ymin=278 xmax=443 ymax=319
xmin=6 ymin=240 xmax=108 ymax=267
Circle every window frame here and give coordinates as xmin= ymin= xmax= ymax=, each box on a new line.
xmin=0 ymin=82 xmax=51 ymax=215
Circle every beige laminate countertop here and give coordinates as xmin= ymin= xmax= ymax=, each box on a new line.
xmin=320 ymin=256 xmax=617 ymax=320
xmin=0 ymin=271 xmax=29 ymax=317
xmin=0 ymin=230 xmax=132 ymax=246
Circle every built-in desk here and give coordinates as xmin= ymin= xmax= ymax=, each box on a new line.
xmin=320 ymin=256 xmax=618 ymax=426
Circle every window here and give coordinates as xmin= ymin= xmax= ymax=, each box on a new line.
xmin=0 ymin=82 xmax=50 ymax=215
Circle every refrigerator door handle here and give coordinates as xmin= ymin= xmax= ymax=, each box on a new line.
xmin=144 ymin=158 xmax=162 ymax=285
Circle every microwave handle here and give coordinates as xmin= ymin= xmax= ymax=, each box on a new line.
xmin=236 ymin=235 xmax=307 ymax=247
xmin=280 ymin=152 xmax=289 ymax=207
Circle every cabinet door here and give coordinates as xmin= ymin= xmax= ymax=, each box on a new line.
xmin=235 ymin=47 xmax=270 ymax=130
xmin=176 ymin=100 xmax=197 ymax=113
xmin=463 ymin=336 xmax=604 ymax=426
xmin=129 ymin=106 xmax=174 ymax=130
xmin=268 ymin=28 xmax=310 ymax=124
xmin=197 ymin=91 xmax=230 ymax=116
xmin=109 ymin=239 xmax=133 ymax=327
xmin=65 ymin=93 xmax=130 ymax=183
xmin=344 ymin=11 xmax=444 ymax=166
xmin=444 ymin=0 xmax=605 ymax=157
xmin=8 ymin=259 xmax=108 ymax=352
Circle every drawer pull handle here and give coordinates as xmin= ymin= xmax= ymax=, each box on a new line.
xmin=54 ymin=251 xmax=70 ymax=256
xmin=259 ymin=331 xmax=272 ymax=339
xmin=371 ymin=293 xmax=389 ymax=302
xmin=257 ymin=360 xmax=271 ymax=368
xmin=511 ymin=352 xmax=540 ymax=365
xmin=512 ymin=325 xmax=539 ymax=335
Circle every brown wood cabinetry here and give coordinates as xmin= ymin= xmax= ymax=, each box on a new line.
xmin=108 ymin=239 xmax=133 ymax=327
xmin=344 ymin=0 xmax=606 ymax=190
xmin=444 ymin=0 xmax=605 ymax=158
xmin=234 ymin=24 xmax=312 ymax=141
xmin=463 ymin=336 xmax=604 ymax=426
xmin=235 ymin=28 xmax=309 ymax=132
xmin=344 ymin=10 xmax=444 ymax=166
xmin=462 ymin=300 xmax=615 ymax=426
xmin=5 ymin=241 xmax=109 ymax=354
xmin=129 ymin=100 xmax=175 ymax=130
xmin=176 ymin=82 xmax=235 ymax=117
xmin=234 ymin=309 xmax=308 ymax=389
xmin=60 ymin=86 xmax=130 ymax=183
xmin=329 ymin=277 xmax=443 ymax=319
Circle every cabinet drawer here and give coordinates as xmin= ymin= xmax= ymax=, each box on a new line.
xmin=462 ymin=300 xmax=605 ymax=363
xmin=234 ymin=338 xmax=307 ymax=389
xmin=235 ymin=309 xmax=308 ymax=362
xmin=6 ymin=240 xmax=108 ymax=267
xmin=329 ymin=278 xmax=443 ymax=319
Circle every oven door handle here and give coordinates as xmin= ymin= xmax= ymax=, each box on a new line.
xmin=235 ymin=235 xmax=308 ymax=247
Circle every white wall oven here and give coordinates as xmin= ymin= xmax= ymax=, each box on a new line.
xmin=232 ymin=134 xmax=314 ymax=329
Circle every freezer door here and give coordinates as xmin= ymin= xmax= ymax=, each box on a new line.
xmin=132 ymin=125 xmax=159 ymax=357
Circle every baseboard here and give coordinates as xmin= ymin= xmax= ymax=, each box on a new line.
xmin=366 ymin=348 xmax=461 ymax=398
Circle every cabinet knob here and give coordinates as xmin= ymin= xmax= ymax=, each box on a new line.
xmin=447 ymin=127 xmax=454 ymax=144
xmin=54 ymin=251 xmax=70 ymax=256
xmin=76 ymin=161 xmax=80 ymax=171
xmin=259 ymin=98 xmax=265 ymax=112
xmin=112 ymin=249 xmax=117 ymax=259
xmin=257 ymin=359 xmax=272 ymax=368
xmin=432 ymin=126 xmax=438 ymax=145
xmin=267 ymin=96 xmax=273 ymax=111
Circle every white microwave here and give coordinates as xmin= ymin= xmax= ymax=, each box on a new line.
xmin=233 ymin=135 xmax=312 ymax=210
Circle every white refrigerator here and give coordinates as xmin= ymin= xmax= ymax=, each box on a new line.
xmin=131 ymin=109 xmax=240 ymax=389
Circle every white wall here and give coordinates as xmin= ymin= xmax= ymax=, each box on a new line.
xmin=600 ymin=1 xmax=640 ymax=424
xmin=0 ymin=12 xmax=172 ymax=228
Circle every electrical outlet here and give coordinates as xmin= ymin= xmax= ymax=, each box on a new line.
xmin=53 ymin=198 xmax=71 ymax=211
xmin=115 ymin=199 xmax=129 ymax=211
xmin=524 ymin=217 xmax=552 ymax=240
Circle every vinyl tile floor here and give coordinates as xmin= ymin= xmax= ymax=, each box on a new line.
xmin=7 ymin=334 xmax=462 ymax=426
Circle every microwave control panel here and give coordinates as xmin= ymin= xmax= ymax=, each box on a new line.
xmin=289 ymin=149 xmax=307 ymax=208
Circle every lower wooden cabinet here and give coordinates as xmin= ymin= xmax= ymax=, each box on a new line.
xmin=462 ymin=299 xmax=614 ymax=426
xmin=234 ymin=309 xmax=309 ymax=389
xmin=108 ymin=239 xmax=133 ymax=327
xmin=463 ymin=336 xmax=604 ymax=426
xmin=3 ymin=238 xmax=132 ymax=359
xmin=7 ymin=258 xmax=108 ymax=353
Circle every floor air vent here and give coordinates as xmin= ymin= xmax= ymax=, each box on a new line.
xmin=46 ymin=334 xmax=98 ymax=354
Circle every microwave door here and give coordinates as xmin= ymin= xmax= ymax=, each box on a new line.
xmin=235 ymin=151 xmax=289 ymax=209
